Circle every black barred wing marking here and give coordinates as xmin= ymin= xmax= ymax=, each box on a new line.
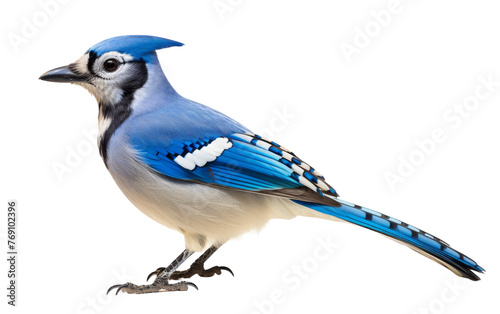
xmin=229 ymin=133 xmax=339 ymax=198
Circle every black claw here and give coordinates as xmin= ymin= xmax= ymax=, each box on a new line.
xmin=186 ymin=282 xmax=198 ymax=290
xmin=115 ymin=285 xmax=126 ymax=295
xmin=107 ymin=284 xmax=125 ymax=295
xmin=146 ymin=271 xmax=158 ymax=281
xmin=147 ymin=267 xmax=165 ymax=281
xmin=219 ymin=266 xmax=234 ymax=277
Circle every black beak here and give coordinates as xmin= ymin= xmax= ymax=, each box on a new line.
xmin=39 ymin=65 xmax=87 ymax=83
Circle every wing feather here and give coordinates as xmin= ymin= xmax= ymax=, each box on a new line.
xmin=135 ymin=132 xmax=340 ymax=206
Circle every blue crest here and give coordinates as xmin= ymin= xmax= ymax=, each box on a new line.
xmin=86 ymin=35 xmax=183 ymax=61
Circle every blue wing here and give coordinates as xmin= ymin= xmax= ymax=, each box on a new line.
xmin=134 ymin=132 xmax=339 ymax=201
xmin=132 ymin=130 xmax=484 ymax=280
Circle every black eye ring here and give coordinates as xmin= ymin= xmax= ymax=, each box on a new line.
xmin=103 ymin=59 xmax=119 ymax=72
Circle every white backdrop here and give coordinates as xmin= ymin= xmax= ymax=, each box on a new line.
xmin=1 ymin=1 xmax=499 ymax=313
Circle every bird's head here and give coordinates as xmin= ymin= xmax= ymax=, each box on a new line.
xmin=39 ymin=35 xmax=183 ymax=106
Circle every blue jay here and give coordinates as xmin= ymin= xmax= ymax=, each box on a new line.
xmin=40 ymin=35 xmax=484 ymax=294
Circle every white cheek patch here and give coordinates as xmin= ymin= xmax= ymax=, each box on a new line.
xmin=174 ymin=137 xmax=232 ymax=170
xmin=78 ymin=79 xmax=123 ymax=106
xmin=71 ymin=51 xmax=131 ymax=105
xmin=93 ymin=79 xmax=123 ymax=105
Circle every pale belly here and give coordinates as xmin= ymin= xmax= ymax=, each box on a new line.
xmin=106 ymin=144 xmax=302 ymax=251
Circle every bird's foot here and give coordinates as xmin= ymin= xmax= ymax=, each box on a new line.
xmin=148 ymin=262 xmax=234 ymax=281
xmin=171 ymin=264 xmax=234 ymax=280
xmin=107 ymin=277 xmax=198 ymax=295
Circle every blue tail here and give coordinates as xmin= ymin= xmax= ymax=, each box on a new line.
xmin=294 ymin=199 xmax=484 ymax=281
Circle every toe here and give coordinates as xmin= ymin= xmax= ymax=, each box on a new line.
xmin=107 ymin=283 xmax=127 ymax=295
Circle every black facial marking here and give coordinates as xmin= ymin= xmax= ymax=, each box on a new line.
xmin=87 ymin=51 xmax=98 ymax=75
xmin=99 ymin=60 xmax=148 ymax=166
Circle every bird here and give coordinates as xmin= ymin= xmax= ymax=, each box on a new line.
xmin=39 ymin=35 xmax=484 ymax=294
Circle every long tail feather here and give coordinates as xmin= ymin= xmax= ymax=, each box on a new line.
xmin=294 ymin=199 xmax=484 ymax=280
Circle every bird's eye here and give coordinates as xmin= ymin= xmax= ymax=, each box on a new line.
xmin=103 ymin=59 xmax=119 ymax=72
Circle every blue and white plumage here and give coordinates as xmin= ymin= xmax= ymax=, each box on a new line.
xmin=40 ymin=35 xmax=484 ymax=293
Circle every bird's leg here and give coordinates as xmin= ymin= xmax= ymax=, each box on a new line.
xmin=147 ymin=245 xmax=233 ymax=281
xmin=107 ymin=249 xmax=196 ymax=295
xmin=171 ymin=245 xmax=234 ymax=279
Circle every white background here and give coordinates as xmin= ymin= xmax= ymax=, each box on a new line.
xmin=1 ymin=0 xmax=499 ymax=313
